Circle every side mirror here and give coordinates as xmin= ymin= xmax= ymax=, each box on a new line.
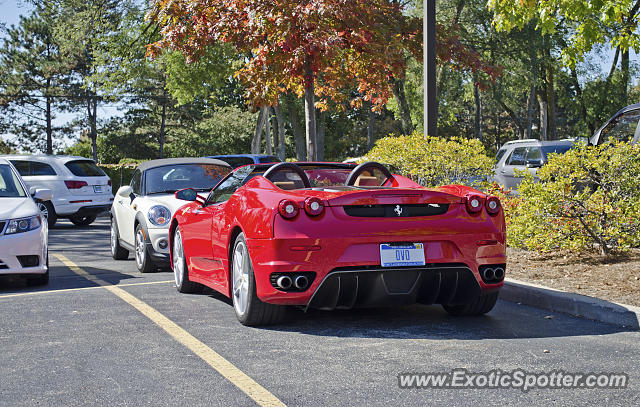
xmin=29 ymin=186 xmax=37 ymax=196
xmin=117 ymin=185 xmax=133 ymax=197
xmin=33 ymin=188 xmax=53 ymax=201
xmin=175 ymin=188 xmax=198 ymax=202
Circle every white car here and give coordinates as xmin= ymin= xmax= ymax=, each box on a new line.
xmin=0 ymin=158 xmax=52 ymax=285
xmin=110 ymin=158 xmax=231 ymax=273
xmin=1 ymin=155 xmax=114 ymax=227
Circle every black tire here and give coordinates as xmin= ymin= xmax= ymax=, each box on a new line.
xmin=69 ymin=214 xmax=97 ymax=226
xmin=442 ymin=292 xmax=499 ymax=316
xmin=110 ymin=217 xmax=129 ymax=260
xmin=27 ymin=252 xmax=49 ymax=286
xmin=134 ymin=224 xmax=156 ymax=273
xmin=172 ymin=227 xmax=202 ymax=293
xmin=231 ymin=233 xmax=285 ymax=326
xmin=38 ymin=201 xmax=57 ymax=228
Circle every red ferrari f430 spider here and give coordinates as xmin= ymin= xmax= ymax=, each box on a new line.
xmin=169 ymin=162 xmax=506 ymax=326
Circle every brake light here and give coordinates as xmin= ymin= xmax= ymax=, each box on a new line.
xmin=465 ymin=194 xmax=484 ymax=214
xmin=65 ymin=180 xmax=88 ymax=189
xmin=108 ymin=180 xmax=112 ymax=186
xmin=278 ymin=199 xmax=299 ymax=219
xmin=304 ymin=197 xmax=324 ymax=216
xmin=485 ymin=196 xmax=501 ymax=215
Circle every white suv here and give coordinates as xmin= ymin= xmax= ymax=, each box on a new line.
xmin=1 ymin=155 xmax=114 ymax=227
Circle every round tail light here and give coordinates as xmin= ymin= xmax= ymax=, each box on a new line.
xmin=278 ymin=199 xmax=299 ymax=219
xmin=465 ymin=194 xmax=484 ymax=214
xmin=304 ymin=197 xmax=324 ymax=216
xmin=485 ymin=196 xmax=501 ymax=215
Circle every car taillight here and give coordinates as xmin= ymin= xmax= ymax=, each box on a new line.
xmin=485 ymin=196 xmax=501 ymax=215
xmin=65 ymin=180 xmax=88 ymax=189
xmin=278 ymin=199 xmax=299 ymax=219
xmin=304 ymin=197 xmax=324 ymax=216
xmin=465 ymin=194 xmax=484 ymax=214
xmin=108 ymin=180 xmax=112 ymax=186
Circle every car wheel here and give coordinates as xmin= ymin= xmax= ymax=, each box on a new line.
xmin=26 ymin=252 xmax=49 ymax=286
xmin=69 ymin=214 xmax=97 ymax=226
xmin=172 ymin=227 xmax=202 ymax=293
xmin=442 ymin=292 xmax=499 ymax=316
xmin=134 ymin=224 xmax=156 ymax=273
xmin=38 ymin=201 xmax=57 ymax=228
xmin=110 ymin=217 xmax=129 ymax=260
xmin=231 ymin=233 xmax=285 ymax=326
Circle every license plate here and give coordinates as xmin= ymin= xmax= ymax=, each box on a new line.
xmin=93 ymin=185 xmax=102 ymax=193
xmin=379 ymin=243 xmax=425 ymax=267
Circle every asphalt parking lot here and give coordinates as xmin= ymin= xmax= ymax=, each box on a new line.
xmin=1 ymin=218 xmax=639 ymax=406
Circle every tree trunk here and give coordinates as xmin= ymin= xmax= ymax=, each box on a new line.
xmin=159 ymin=96 xmax=166 ymax=159
xmin=264 ymin=107 xmax=272 ymax=155
xmin=473 ymin=73 xmax=482 ymax=141
xmin=498 ymin=99 xmax=525 ymax=139
xmin=392 ymin=77 xmax=413 ymax=135
xmin=316 ymin=109 xmax=325 ymax=161
xmin=274 ymin=104 xmax=286 ymax=160
xmin=621 ymin=50 xmax=630 ymax=101
xmin=367 ymin=105 xmax=375 ymax=150
xmin=251 ymin=107 xmax=267 ymax=154
xmin=544 ymin=48 xmax=556 ymax=140
xmin=304 ymin=61 xmax=317 ymax=161
xmin=285 ymin=95 xmax=306 ymax=160
xmin=525 ymin=53 xmax=537 ymax=139
xmin=570 ymin=67 xmax=592 ymax=134
xmin=87 ymin=95 xmax=98 ymax=162
xmin=538 ymin=94 xmax=548 ymax=141
xmin=45 ymin=95 xmax=52 ymax=155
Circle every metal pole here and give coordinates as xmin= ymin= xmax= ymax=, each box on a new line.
xmin=424 ymin=0 xmax=437 ymax=138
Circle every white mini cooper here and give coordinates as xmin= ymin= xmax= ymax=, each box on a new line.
xmin=110 ymin=158 xmax=231 ymax=273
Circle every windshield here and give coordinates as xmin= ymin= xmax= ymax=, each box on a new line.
xmin=0 ymin=164 xmax=27 ymax=197
xmin=65 ymin=160 xmax=107 ymax=177
xmin=145 ymin=163 xmax=232 ymax=195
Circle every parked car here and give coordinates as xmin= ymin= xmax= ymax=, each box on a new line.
xmin=493 ymin=139 xmax=576 ymax=190
xmin=590 ymin=102 xmax=640 ymax=146
xmin=0 ymin=158 xmax=52 ymax=285
xmin=110 ymin=158 xmax=231 ymax=273
xmin=0 ymin=155 xmax=114 ymax=227
xmin=206 ymin=154 xmax=281 ymax=168
xmin=170 ymin=161 xmax=506 ymax=326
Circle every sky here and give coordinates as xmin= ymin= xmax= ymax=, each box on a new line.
xmin=0 ymin=1 xmax=637 ymax=151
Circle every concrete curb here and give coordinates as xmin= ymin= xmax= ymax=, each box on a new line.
xmin=500 ymin=278 xmax=640 ymax=330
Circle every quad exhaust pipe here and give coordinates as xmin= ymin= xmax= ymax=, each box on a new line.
xmin=294 ymin=275 xmax=309 ymax=290
xmin=482 ymin=267 xmax=505 ymax=282
xmin=276 ymin=275 xmax=293 ymax=290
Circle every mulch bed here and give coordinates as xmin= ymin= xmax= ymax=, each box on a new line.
xmin=506 ymin=247 xmax=640 ymax=307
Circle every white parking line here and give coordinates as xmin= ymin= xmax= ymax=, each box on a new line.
xmin=53 ymin=253 xmax=286 ymax=407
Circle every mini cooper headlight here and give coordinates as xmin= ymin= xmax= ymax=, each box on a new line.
xmin=148 ymin=205 xmax=171 ymax=227
xmin=5 ymin=215 xmax=41 ymax=234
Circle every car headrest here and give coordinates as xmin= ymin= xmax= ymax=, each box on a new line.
xmin=354 ymin=176 xmax=379 ymax=187
xmin=274 ymin=181 xmax=296 ymax=190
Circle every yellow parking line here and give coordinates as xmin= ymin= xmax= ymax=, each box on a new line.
xmin=0 ymin=280 xmax=174 ymax=299
xmin=53 ymin=254 xmax=286 ymax=407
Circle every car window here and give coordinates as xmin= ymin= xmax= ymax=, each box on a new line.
xmin=259 ymin=155 xmax=281 ymax=163
xmin=31 ymin=161 xmax=57 ymax=176
xmin=130 ymin=170 xmax=142 ymax=195
xmin=495 ymin=148 xmax=508 ymax=165
xmin=507 ymin=147 xmax=527 ymax=166
xmin=0 ymin=164 xmax=26 ymax=197
xmin=65 ymin=160 xmax=106 ymax=177
xmin=541 ymin=144 xmax=573 ymax=159
xmin=207 ymin=165 xmax=254 ymax=204
xmin=599 ymin=109 xmax=640 ymax=144
xmin=145 ymin=163 xmax=231 ymax=195
xmin=525 ymin=147 xmax=543 ymax=165
xmin=10 ymin=160 xmax=30 ymax=176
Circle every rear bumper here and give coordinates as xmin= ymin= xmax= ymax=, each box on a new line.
xmin=246 ymin=233 xmax=506 ymax=308
xmin=54 ymin=197 xmax=114 ymax=216
xmin=67 ymin=204 xmax=112 ymax=218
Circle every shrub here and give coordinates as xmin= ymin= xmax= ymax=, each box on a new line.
xmin=508 ymin=142 xmax=640 ymax=257
xmin=366 ymin=131 xmax=494 ymax=188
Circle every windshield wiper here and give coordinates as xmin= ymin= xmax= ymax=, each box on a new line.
xmin=147 ymin=189 xmax=178 ymax=195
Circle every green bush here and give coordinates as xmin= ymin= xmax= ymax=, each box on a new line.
xmin=366 ymin=131 xmax=494 ymax=187
xmin=509 ymin=142 xmax=640 ymax=256
xmin=100 ymin=163 xmax=140 ymax=194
